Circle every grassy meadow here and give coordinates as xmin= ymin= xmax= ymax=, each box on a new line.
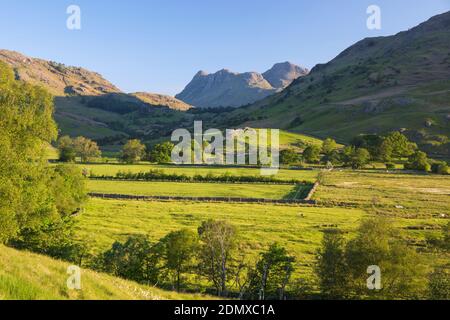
xmin=76 ymin=198 xmax=366 ymax=281
xmin=75 ymin=167 xmax=449 ymax=289
xmin=87 ymin=179 xmax=306 ymax=200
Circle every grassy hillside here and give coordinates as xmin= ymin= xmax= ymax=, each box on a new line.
xmin=220 ymin=11 xmax=450 ymax=158
xmin=0 ymin=245 xmax=209 ymax=300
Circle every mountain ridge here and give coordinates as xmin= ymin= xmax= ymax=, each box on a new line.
xmin=176 ymin=62 xmax=308 ymax=108
xmin=218 ymin=11 xmax=450 ymax=157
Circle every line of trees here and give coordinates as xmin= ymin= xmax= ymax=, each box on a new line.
xmin=281 ymin=133 xmax=448 ymax=173
xmin=90 ymin=169 xmax=304 ymax=184
xmin=57 ymin=135 xmax=102 ymax=162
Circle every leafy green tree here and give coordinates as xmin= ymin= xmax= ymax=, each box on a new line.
xmin=321 ymin=150 xmax=341 ymax=165
xmin=198 ymin=220 xmax=237 ymax=296
xmin=316 ymin=229 xmax=349 ymax=299
xmin=342 ymin=147 xmax=370 ymax=169
xmin=345 ymin=217 xmax=426 ymax=299
xmin=303 ymin=145 xmax=321 ymax=163
xmin=57 ymin=136 xmax=76 ymax=162
xmin=73 ymin=136 xmax=101 ymax=162
xmin=10 ymin=164 xmax=87 ymax=261
xmin=378 ymin=141 xmax=394 ymax=162
xmin=405 ymin=151 xmax=431 ymax=172
xmin=251 ymin=243 xmax=295 ymax=300
xmin=101 ymin=235 xmax=158 ymax=284
xmin=50 ymin=165 xmax=88 ymax=216
xmin=381 ymin=132 xmax=417 ymax=159
xmin=322 ymin=138 xmax=338 ymax=156
xmin=280 ymin=148 xmax=300 ymax=165
xmin=121 ymin=139 xmax=146 ymax=163
xmin=351 ymin=148 xmax=371 ymax=169
xmin=148 ymin=142 xmax=174 ymax=164
xmin=0 ymin=62 xmax=87 ymax=259
xmin=159 ymin=229 xmax=199 ymax=291
xmin=0 ymin=61 xmax=57 ymax=243
xmin=351 ymin=134 xmax=384 ymax=159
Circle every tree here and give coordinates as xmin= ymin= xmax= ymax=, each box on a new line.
xmin=10 ymin=164 xmax=87 ymax=261
xmin=121 ymin=139 xmax=146 ymax=163
xmin=198 ymin=220 xmax=237 ymax=296
xmin=322 ymin=138 xmax=338 ymax=156
xmin=0 ymin=61 xmax=57 ymax=243
xmin=351 ymin=148 xmax=370 ymax=169
xmin=342 ymin=147 xmax=370 ymax=169
xmin=345 ymin=217 xmax=426 ymax=299
xmin=0 ymin=62 xmax=87 ymax=260
xmin=73 ymin=136 xmax=101 ymax=162
xmin=57 ymin=136 xmax=76 ymax=162
xmin=280 ymin=149 xmax=300 ymax=165
xmin=50 ymin=164 xmax=88 ymax=216
xmin=101 ymin=235 xmax=158 ymax=284
xmin=148 ymin=142 xmax=174 ymax=164
xmin=159 ymin=229 xmax=199 ymax=291
xmin=351 ymin=134 xmax=384 ymax=159
xmin=251 ymin=243 xmax=295 ymax=300
xmin=381 ymin=132 xmax=417 ymax=159
xmin=405 ymin=151 xmax=431 ymax=172
xmin=303 ymin=145 xmax=321 ymax=163
xmin=316 ymin=229 xmax=349 ymax=299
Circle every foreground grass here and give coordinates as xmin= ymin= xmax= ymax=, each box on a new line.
xmin=87 ymin=180 xmax=306 ymax=200
xmin=0 ymin=245 xmax=210 ymax=300
xmin=75 ymin=163 xmax=318 ymax=182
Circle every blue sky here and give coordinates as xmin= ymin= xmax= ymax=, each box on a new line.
xmin=0 ymin=0 xmax=449 ymax=95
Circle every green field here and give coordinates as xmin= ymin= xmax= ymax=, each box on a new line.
xmin=87 ymin=180 xmax=306 ymax=200
xmin=76 ymin=198 xmax=366 ymax=281
xmin=76 ymin=166 xmax=449 ymax=287
xmin=77 ymin=163 xmax=319 ymax=182
xmin=0 ymin=245 xmax=210 ymax=300
xmin=315 ymin=170 xmax=450 ymax=217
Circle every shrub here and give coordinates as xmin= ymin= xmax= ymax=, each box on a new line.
xmin=431 ymin=162 xmax=449 ymax=175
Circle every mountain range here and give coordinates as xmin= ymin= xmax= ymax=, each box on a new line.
xmin=0 ymin=11 xmax=449 ymax=157
xmin=216 ymin=11 xmax=450 ymax=157
xmin=175 ymin=62 xmax=308 ymax=108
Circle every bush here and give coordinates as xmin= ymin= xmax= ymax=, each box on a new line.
xmin=100 ymin=235 xmax=159 ymax=284
xmin=431 ymin=162 xmax=449 ymax=175
xmin=280 ymin=149 xmax=300 ymax=165
xmin=385 ymin=162 xmax=396 ymax=170
xmin=303 ymin=145 xmax=321 ymax=163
